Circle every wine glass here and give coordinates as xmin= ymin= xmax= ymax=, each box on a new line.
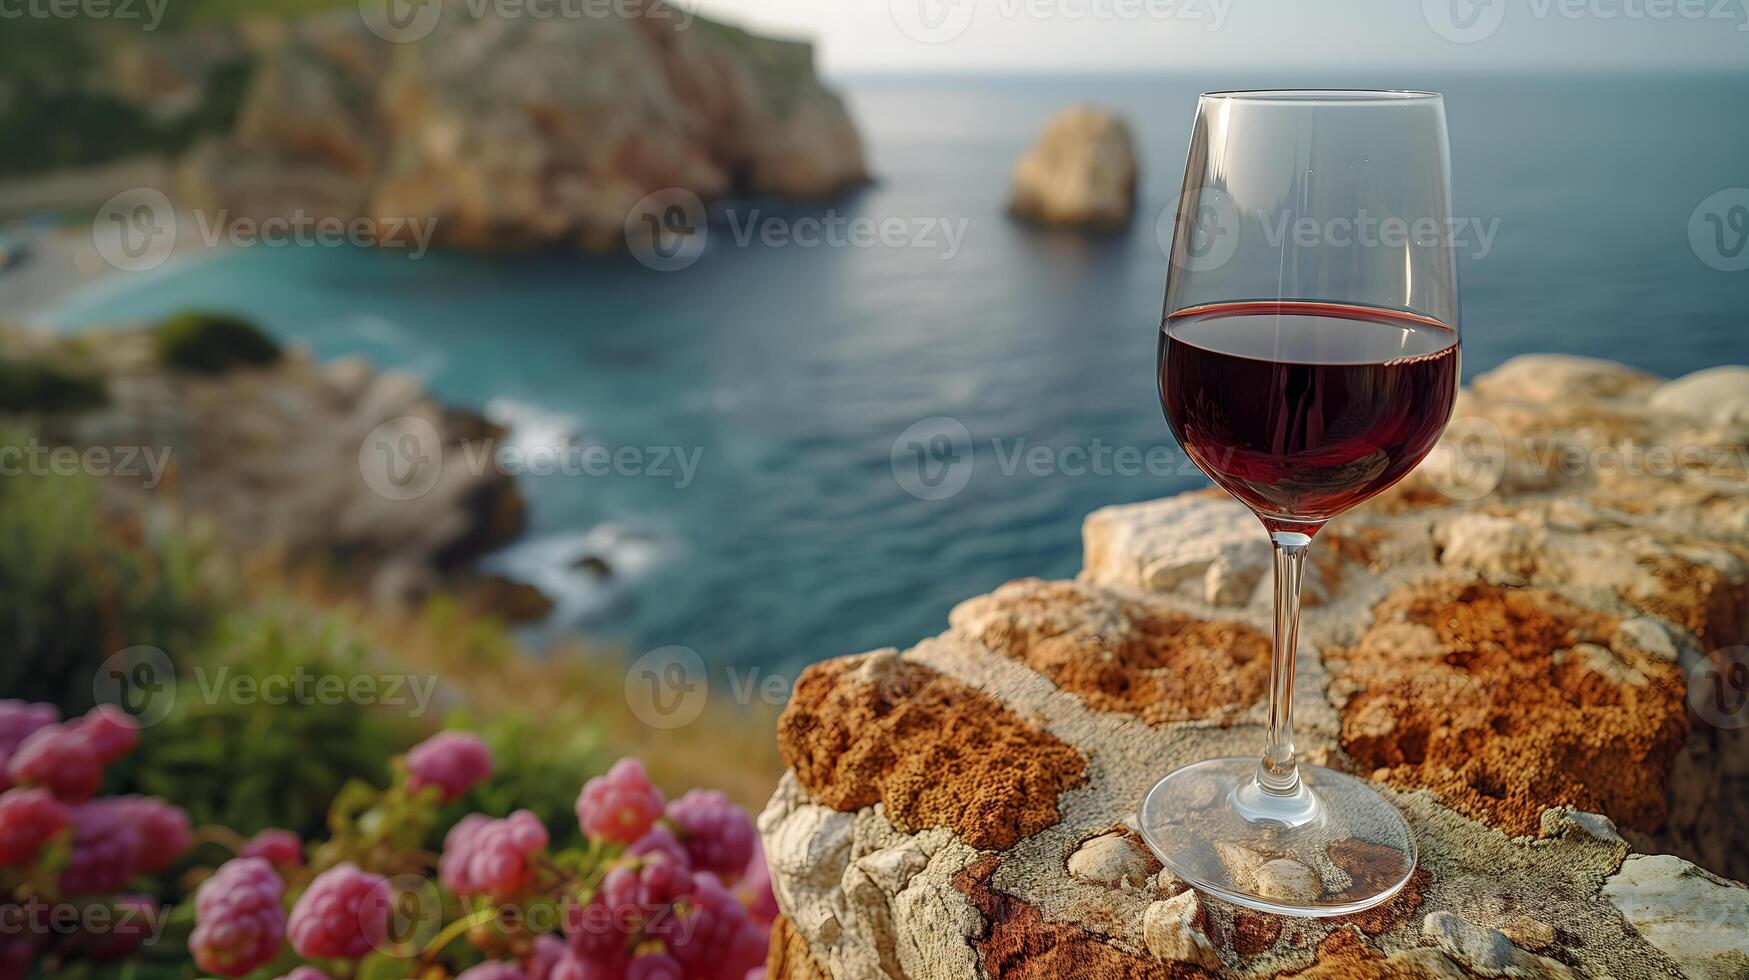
xmin=1139 ymin=90 xmax=1461 ymax=916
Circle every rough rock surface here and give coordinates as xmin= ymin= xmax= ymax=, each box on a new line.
xmin=1007 ymin=105 xmax=1138 ymax=231
xmin=2 ymin=325 xmax=523 ymax=605
xmin=762 ymin=356 xmax=1749 ymax=979
xmin=173 ymin=0 xmax=867 ymax=251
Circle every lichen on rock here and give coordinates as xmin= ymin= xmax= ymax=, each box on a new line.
xmin=762 ymin=355 xmax=1749 ymax=979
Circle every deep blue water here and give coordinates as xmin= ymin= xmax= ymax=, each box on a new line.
xmin=37 ymin=71 xmax=1749 ymax=672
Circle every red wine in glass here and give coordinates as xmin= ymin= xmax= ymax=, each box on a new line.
xmin=1158 ymin=300 xmax=1460 ymax=530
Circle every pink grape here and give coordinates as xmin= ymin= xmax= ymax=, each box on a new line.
xmin=74 ymin=706 xmax=139 ymax=765
xmin=242 ymin=828 xmax=304 ymax=869
xmin=440 ymin=809 xmax=549 ymax=900
xmin=286 ymin=863 xmax=390 ymax=960
xmin=7 ymin=725 xmax=102 ymax=802
xmin=190 ymin=857 xmax=286 ymax=978
xmin=575 ymin=758 xmax=665 ymax=844
xmin=0 ymin=787 xmax=68 ymax=866
xmin=61 ymin=799 xmax=144 ymax=895
xmin=663 ymin=872 xmax=765 ymax=980
xmin=665 ymin=790 xmax=757 ymax=879
xmin=406 ymin=731 xmax=494 ymax=803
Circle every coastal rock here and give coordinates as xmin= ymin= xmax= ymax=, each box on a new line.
xmin=1602 ymin=854 xmax=1749 ymax=980
xmin=762 ymin=355 xmax=1749 ymax=978
xmin=10 ymin=323 xmax=524 ymax=604
xmin=1007 ymin=105 xmax=1138 ymax=231
xmin=177 ymin=0 xmax=866 ymax=253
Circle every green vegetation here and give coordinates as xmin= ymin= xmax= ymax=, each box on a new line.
xmin=0 ymin=429 xmax=220 ymax=712
xmin=156 ymin=310 xmax=283 ymax=374
xmin=112 ymin=606 xmax=423 ymax=839
xmin=0 ymin=358 xmax=107 ymax=413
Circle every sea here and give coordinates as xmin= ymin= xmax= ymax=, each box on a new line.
xmin=31 ymin=70 xmax=1749 ymax=673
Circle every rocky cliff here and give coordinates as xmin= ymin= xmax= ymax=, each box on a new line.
xmin=760 ymin=356 xmax=1749 ymax=979
xmin=104 ymin=0 xmax=866 ymax=251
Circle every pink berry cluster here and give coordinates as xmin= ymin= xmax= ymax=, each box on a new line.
xmin=0 ymin=702 xmax=189 ymax=979
xmin=408 ymin=731 xmax=495 ymax=803
xmin=550 ymin=757 xmax=772 ymax=980
xmin=1 ymin=702 xmax=138 ymax=802
xmin=0 ymin=700 xmax=187 ymax=885
xmin=440 ymin=809 xmax=550 ymax=900
xmin=190 ymin=857 xmax=286 ymax=977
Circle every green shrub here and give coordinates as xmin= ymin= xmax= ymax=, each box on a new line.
xmin=113 ymin=604 xmax=425 ymax=838
xmin=0 ymin=357 xmax=107 ymax=414
xmin=155 ymin=311 xmax=282 ymax=375
xmin=438 ymin=712 xmax=605 ymax=851
xmin=0 ymin=428 xmax=219 ymax=712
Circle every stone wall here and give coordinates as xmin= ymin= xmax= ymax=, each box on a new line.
xmin=760 ymin=356 xmax=1749 ymax=979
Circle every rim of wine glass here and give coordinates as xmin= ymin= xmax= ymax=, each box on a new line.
xmin=1200 ymin=89 xmax=1443 ymax=104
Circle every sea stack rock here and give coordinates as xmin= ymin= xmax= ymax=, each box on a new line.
xmin=761 ymin=354 xmax=1749 ymax=978
xmin=1007 ymin=105 xmax=1139 ymax=231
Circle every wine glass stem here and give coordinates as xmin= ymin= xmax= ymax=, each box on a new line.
xmin=1259 ymin=530 xmax=1313 ymax=796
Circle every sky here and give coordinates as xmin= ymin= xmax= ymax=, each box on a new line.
xmin=690 ymin=0 xmax=1749 ymax=73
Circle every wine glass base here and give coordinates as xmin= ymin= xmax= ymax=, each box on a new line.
xmin=1137 ymin=757 xmax=1416 ymax=917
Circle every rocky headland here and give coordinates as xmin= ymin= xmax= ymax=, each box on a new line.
xmin=13 ymin=0 xmax=867 ymax=253
xmin=759 ymin=355 xmax=1749 ymax=979
xmin=0 ymin=318 xmax=526 ymax=609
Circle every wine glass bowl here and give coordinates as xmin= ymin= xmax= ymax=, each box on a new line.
xmin=1138 ymin=90 xmax=1461 ymax=917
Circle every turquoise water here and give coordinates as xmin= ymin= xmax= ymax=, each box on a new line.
xmin=39 ymin=71 xmax=1749 ymax=671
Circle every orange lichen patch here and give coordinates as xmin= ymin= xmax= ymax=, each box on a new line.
xmin=766 ymin=916 xmax=830 ymax=980
xmin=1285 ymin=930 xmax=1391 ymax=979
xmin=776 ymin=652 xmax=1086 ymax=850
xmin=951 ymin=579 xmax=1271 ymax=725
xmin=1634 ymin=554 xmax=1749 ymax=648
xmin=953 ymin=856 xmax=1213 ymax=980
xmin=1228 ymin=913 xmax=1283 ymax=957
xmin=1331 ymin=868 xmax=1430 ymax=937
xmin=1337 ymin=581 xmax=1689 ymax=835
